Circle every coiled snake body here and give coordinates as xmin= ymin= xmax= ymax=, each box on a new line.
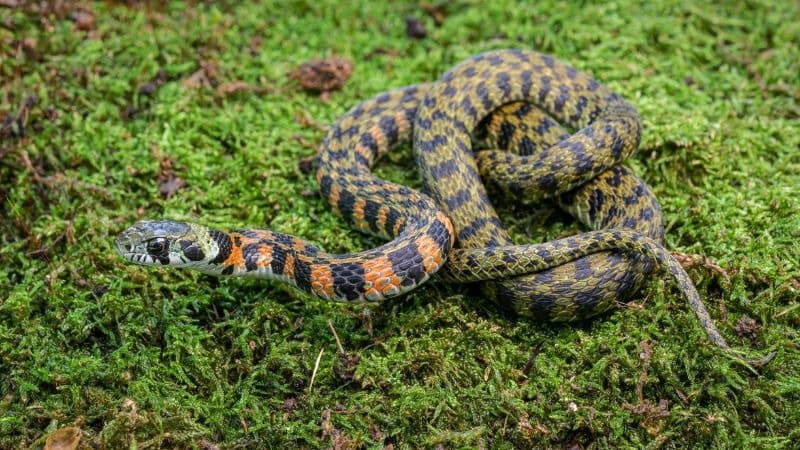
xmin=116 ymin=49 xmax=770 ymax=362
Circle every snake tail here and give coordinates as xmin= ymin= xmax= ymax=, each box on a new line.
xmin=440 ymin=228 xmax=728 ymax=350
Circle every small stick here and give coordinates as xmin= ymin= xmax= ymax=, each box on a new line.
xmin=521 ymin=342 xmax=544 ymax=378
xmin=308 ymin=348 xmax=324 ymax=394
xmin=328 ymin=319 xmax=345 ymax=354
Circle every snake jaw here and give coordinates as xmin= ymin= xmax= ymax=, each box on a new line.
xmin=115 ymin=220 xmax=210 ymax=268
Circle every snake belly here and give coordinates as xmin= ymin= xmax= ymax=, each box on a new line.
xmin=116 ymin=49 xmax=735 ymax=351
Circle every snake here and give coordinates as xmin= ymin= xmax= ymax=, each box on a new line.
xmin=115 ymin=49 xmax=773 ymax=364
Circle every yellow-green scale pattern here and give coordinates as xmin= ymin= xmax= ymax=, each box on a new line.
xmin=413 ymin=49 xmax=731 ymax=348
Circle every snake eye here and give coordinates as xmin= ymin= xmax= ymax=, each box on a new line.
xmin=146 ymin=237 xmax=169 ymax=257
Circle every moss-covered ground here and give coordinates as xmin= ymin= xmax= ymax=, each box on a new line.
xmin=1 ymin=1 xmax=798 ymax=448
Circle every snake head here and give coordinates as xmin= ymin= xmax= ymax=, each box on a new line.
xmin=115 ymin=220 xmax=215 ymax=267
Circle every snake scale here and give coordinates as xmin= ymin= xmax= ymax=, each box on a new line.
xmin=116 ymin=49 xmax=773 ymax=364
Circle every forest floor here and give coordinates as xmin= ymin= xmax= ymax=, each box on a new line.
xmin=1 ymin=1 xmax=798 ymax=448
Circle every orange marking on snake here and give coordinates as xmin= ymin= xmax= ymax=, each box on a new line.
xmin=292 ymin=238 xmax=309 ymax=254
xmin=223 ymin=233 xmax=245 ymax=268
xmin=393 ymin=217 xmax=406 ymax=236
xmin=369 ymin=125 xmax=386 ymax=149
xmin=382 ymin=274 xmax=403 ymax=296
xmin=352 ymin=198 xmax=368 ymax=229
xmin=360 ymin=256 xmax=402 ymax=299
xmin=394 ymin=112 xmax=409 ymax=134
xmin=255 ymin=243 xmax=273 ymax=267
xmin=436 ymin=211 xmax=455 ymax=244
xmin=375 ymin=207 xmax=388 ymax=234
xmin=310 ymin=265 xmax=335 ymax=299
xmin=416 ymin=234 xmax=443 ymax=274
xmin=362 ymin=256 xmax=391 ymax=283
xmin=355 ymin=143 xmax=371 ymax=160
xmin=328 ymin=183 xmax=342 ymax=215
xmin=283 ymin=252 xmax=295 ymax=280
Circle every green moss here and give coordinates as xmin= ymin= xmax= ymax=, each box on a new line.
xmin=1 ymin=0 xmax=798 ymax=447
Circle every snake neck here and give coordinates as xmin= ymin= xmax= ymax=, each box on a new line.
xmin=116 ymin=214 xmax=454 ymax=303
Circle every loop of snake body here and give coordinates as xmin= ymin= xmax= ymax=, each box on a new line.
xmin=116 ymin=49 xmax=771 ymax=362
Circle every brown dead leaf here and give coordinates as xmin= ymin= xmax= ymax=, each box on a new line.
xmin=72 ymin=8 xmax=95 ymax=31
xmin=735 ymin=317 xmax=759 ymax=338
xmin=22 ymin=37 xmax=37 ymax=52
xmin=321 ymin=408 xmax=358 ymax=450
xmin=333 ymin=353 xmax=360 ymax=381
xmin=183 ymin=61 xmax=218 ymax=89
xmin=293 ymin=109 xmax=327 ymax=131
xmin=158 ymin=174 xmax=186 ymax=199
xmin=734 ymin=316 xmax=764 ymax=347
xmin=368 ymin=423 xmax=384 ymax=442
xmin=0 ymin=0 xmax=19 ymax=8
xmin=183 ymin=69 xmax=211 ymax=89
xmin=289 ymin=56 xmax=353 ymax=94
xmin=672 ymin=251 xmax=731 ymax=284
xmin=623 ymin=341 xmax=670 ymax=434
xmin=420 ymin=2 xmax=447 ymax=25
xmin=216 ymin=81 xmax=253 ymax=95
xmin=45 ymin=426 xmax=81 ymax=450
xmin=292 ymin=134 xmax=318 ymax=152
xmin=152 ymin=145 xmax=187 ymax=199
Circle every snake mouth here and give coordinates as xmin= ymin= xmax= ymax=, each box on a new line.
xmin=114 ymin=240 xmax=132 ymax=255
xmin=115 ymin=244 xmax=171 ymax=266
xmin=113 ymin=233 xmax=138 ymax=258
xmin=120 ymin=252 xmax=159 ymax=265
xmin=113 ymin=238 xmax=131 ymax=257
xmin=114 ymin=239 xmax=151 ymax=265
xmin=114 ymin=231 xmax=161 ymax=265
